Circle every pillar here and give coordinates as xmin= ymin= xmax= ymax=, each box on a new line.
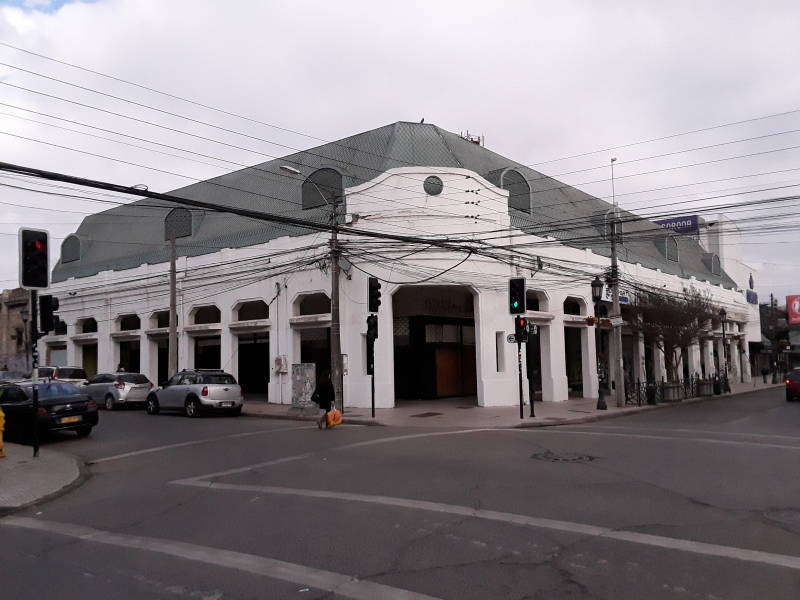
xmin=96 ymin=316 xmax=113 ymax=374
xmin=715 ymin=337 xmax=725 ymax=376
xmin=728 ymin=339 xmax=740 ymax=382
xmin=740 ymin=340 xmax=752 ymax=383
xmin=653 ymin=343 xmax=667 ymax=382
xmin=220 ymin=304 xmax=234 ymax=376
xmin=702 ymin=338 xmax=714 ymax=378
xmin=580 ymin=326 xmax=599 ymax=399
xmin=633 ymin=333 xmax=646 ymax=384
xmin=687 ymin=341 xmax=702 ymax=380
xmin=66 ymin=322 xmax=78 ymax=367
xmin=540 ymin=317 xmax=569 ymax=402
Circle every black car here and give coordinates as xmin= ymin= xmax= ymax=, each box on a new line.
xmin=0 ymin=381 xmax=99 ymax=439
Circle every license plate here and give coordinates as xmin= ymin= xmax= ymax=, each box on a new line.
xmin=59 ymin=415 xmax=82 ymax=424
xmin=219 ymin=401 xmax=234 ymax=407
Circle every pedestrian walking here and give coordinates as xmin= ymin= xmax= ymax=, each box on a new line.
xmin=312 ymin=369 xmax=334 ymax=429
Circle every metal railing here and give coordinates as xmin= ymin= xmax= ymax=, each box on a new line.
xmin=625 ymin=373 xmax=729 ymax=406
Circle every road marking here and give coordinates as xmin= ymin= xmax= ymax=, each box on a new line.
xmin=518 ymin=429 xmax=800 ymax=451
xmin=173 ymin=428 xmax=496 ymax=483
xmin=568 ymin=424 xmax=800 ymax=443
xmin=89 ymin=425 xmax=312 ymax=464
xmin=171 ymin=480 xmax=800 ymax=572
xmin=1 ymin=516 xmax=441 ymax=600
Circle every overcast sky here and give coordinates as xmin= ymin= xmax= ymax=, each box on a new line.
xmin=0 ymin=0 xmax=798 ymax=303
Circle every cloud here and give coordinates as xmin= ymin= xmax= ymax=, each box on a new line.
xmin=0 ymin=0 xmax=798 ymax=299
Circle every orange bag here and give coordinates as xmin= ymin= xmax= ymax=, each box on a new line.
xmin=326 ymin=408 xmax=342 ymax=428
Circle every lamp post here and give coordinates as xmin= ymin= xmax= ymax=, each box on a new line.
xmin=20 ymin=308 xmax=29 ymax=373
xmin=590 ymin=276 xmax=607 ymax=410
xmin=719 ymin=308 xmax=728 ymax=388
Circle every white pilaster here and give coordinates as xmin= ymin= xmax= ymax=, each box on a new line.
xmin=580 ymin=326 xmax=598 ymax=399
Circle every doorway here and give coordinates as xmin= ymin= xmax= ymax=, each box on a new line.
xmin=238 ymin=333 xmax=270 ymax=395
xmin=194 ymin=336 xmax=221 ymax=369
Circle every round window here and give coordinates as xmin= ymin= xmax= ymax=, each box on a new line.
xmin=423 ymin=175 xmax=443 ymax=196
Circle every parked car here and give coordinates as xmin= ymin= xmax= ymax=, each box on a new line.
xmin=31 ymin=366 xmax=88 ymax=385
xmin=787 ymin=368 xmax=800 ymax=402
xmin=0 ymin=381 xmax=99 ymax=439
xmin=0 ymin=370 xmax=27 ymax=384
xmin=146 ymin=369 xmax=243 ymax=417
xmin=83 ymin=372 xmax=153 ymax=410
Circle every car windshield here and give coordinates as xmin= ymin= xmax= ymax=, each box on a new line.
xmin=118 ymin=373 xmax=149 ymax=384
xmin=57 ymin=368 xmax=87 ymax=379
xmin=199 ymin=374 xmax=236 ymax=385
xmin=22 ymin=382 xmax=82 ymax=398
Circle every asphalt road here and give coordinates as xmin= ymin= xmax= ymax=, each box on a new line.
xmin=1 ymin=387 xmax=799 ymax=599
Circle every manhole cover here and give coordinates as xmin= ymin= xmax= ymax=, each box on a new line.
xmin=410 ymin=412 xmax=443 ymax=418
xmin=531 ymin=450 xmax=596 ymax=463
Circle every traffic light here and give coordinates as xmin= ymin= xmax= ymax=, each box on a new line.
xmin=366 ymin=314 xmax=378 ymax=341
xmin=368 ymin=276 xmax=382 ymax=312
xmin=39 ymin=294 xmax=60 ymax=333
xmin=19 ymin=228 xmax=49 ymax=289
xmin=509 ymin=277 xmax=526 ymax=314
xmin=514 ymin=316 xmax=528 ymax=340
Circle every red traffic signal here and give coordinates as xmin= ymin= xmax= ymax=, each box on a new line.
xmin=19 ymin=228 xmax=50 ymax=290
xmin=514 ymin=316 xmax=529 ymax=339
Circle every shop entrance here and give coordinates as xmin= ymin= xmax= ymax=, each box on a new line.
xmin=238 ymin=333 xmax=270 ymax=395
xmin=194 ymin=336 xmax=221 ymax=369
xmin=118 ymin=340 xmax=140 ymax=373
xmin=82 ymin=343 xmax=98 ymax=377
xmin=564 ymin=327 xmax=583 ymax=396
xmin=393 ymin=285 xmax=477 ymax=401
xmin=300 ymin=327 xmax=331 ymax=378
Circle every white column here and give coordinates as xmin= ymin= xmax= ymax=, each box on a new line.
xmin=97 ymin=319 xmax=114 ymax=374
xmin=540 ymin=317 xmax=569 ymax=402
xmin=580 ymin=326 xmax=598 ymax=399
xmin=268 ymin=281 xmax=291 ymax=405
xmin=143 ymin=336 xmax=158 ymax=384
xmin=715 ymin=337 xmax=725 ymax=376
xmin=220 ymin=304 xmax=234 ymax=376
xmin=633 ymin=333 xmax=646 ymax=384
xmin=702 ymin=338 xmax=714 ymax=379
xmin=740 ymin=339 xmax=752 ymax=383
xmin=66 ymin=322 xmax=78 ymax=367
xmin=687 ymin=342 xmax=702 ymax=379
xmin=653 ymin=343 xmax=667 ymax=382
xmin=672 ymin=347 xmax=683 ymax=382
xmin=728 ymin=339 xmax=739 ymax=381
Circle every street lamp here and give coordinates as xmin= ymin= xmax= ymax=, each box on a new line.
xmin=590 ymin=276 xmax=607 ymax=410
xmin=719 ymin=308 xmax=728 ymax=386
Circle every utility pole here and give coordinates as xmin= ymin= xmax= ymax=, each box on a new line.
xmin=330 ymin=196 xmax=343 ymax=412
xmin=168 ymin=237 xmax=178 ymax=378
xmin=609 ymin=158 xmax=625 ymax=407
xmin=770 ymin=293 xmax=777 ymax=384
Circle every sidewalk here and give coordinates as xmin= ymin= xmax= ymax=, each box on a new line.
xmin=243 ymin=379 xmax=783 ymax=429
xmin=0 ymin=442 xmax=84 ymax=516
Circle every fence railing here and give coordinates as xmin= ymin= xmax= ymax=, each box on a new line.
xmin=625 ymin=373 xmax=729 ymax=406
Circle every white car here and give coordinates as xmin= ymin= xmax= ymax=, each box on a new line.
xmin=146 ymin=369 xmax=243 ymax=417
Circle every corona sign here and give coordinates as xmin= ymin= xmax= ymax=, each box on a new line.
xmin=788 ymin=295 xmax=800 ymax=326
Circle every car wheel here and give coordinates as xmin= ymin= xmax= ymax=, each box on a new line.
xmin=105 ymin=395 xmax=115 ymax=411
xmin=146 ymin=396 xmax=160 ymax=415
xmin=185 ymin=397 xmax=201 ymax=418
xmin=75 ymin=425 xmax=92 ymax=437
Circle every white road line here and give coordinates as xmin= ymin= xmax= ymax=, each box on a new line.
xmin=176 ymin=428 xmax=496 ymax=482
xmin=1 ymin=516 xmax=440 ymax=600
xmin=565 ymin=424 xmax=800 ymax=442
xmin=515 ymin=429 xmax=800 ymax=451
xmin=89 ymin=425 xmax=312 ymax=464
xmin=171 ymin=480 xmax=800 ymax=572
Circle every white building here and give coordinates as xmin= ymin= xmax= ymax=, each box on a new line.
xmin=39 ymin=122 xmax=759 ymax=408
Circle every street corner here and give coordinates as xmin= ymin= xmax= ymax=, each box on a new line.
xmin=0 ymin=442 xmax=86 ymax=516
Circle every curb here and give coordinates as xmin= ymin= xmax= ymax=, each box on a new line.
xmin=242 ymin=384 xmax=783 ymax=429
xmin=0 ymin=449 xmax=90 ymax=518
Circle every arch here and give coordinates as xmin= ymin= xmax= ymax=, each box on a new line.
xmin=526 ymin=289 xmax=549 ymax=312
xmin=78 ymin=317 xmax=97 ymax=334
xmin=151 ymin=310 xmax=170 ymax=329
xmin=61 ymin=235 xmax=81 ymax=264
xmin=302 ymin=168 xmax=342 ymax=210
xmin=118 ymin=314 xmax=141 ymax=331
xmin=501 ymin=169 xmax=531 ymax=213
xmin=192 ymin=305 xmax=221 ymax=325
xmin=295 ymin=292 xmax=331 ymax=316
xmin=235 ymin=299 xmax=269 ymax=321
xmin=563 ymin=296 xmax=586 ymax=316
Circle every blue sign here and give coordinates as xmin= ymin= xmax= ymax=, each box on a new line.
xmin=746 ymin=290 xmax=758 ymax=305
xmin=654 ymin=215 xmax=700 ymax=235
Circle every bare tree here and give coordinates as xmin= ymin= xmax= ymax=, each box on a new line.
xmin=627 ymin=287 xmax=715 ymax=382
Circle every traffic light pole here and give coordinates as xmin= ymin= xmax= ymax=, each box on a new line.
xmin=517 ymin=338 xmax=524 ymax=420
xmin=29 ymin=290 xmax=40 ymax=458
xmin=168 ymin=237 xmax=178 ymax=379
xmin=609 ymin=160 xmax=625 ymax=408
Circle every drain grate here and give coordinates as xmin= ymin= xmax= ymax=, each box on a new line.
xmin=410 ymin=412 xmax=443 ymax=418
xmin=531 ymin=450 xmax=596 ymax=463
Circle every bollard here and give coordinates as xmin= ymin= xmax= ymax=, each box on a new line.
xmin=0 ymin=407 xmax=5 ymax=458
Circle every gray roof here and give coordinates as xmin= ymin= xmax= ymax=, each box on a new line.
xmin=53 ymin=121 xmax=735 ymax=288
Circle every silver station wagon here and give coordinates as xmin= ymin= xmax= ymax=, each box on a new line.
xmin=146 ymin=369 xmax=243 ymax=417
xmin=84 ymin=372 xmax=153 ymax=410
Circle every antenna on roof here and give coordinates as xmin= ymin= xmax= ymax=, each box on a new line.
xmin=420 ymin=118 xmax=425 ymax=123
xmin=460 ymin=130 xmax=484 ymax=146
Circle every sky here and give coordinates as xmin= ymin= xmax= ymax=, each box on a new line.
xmin=0 ymin=0 xmax=798 ymax=304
